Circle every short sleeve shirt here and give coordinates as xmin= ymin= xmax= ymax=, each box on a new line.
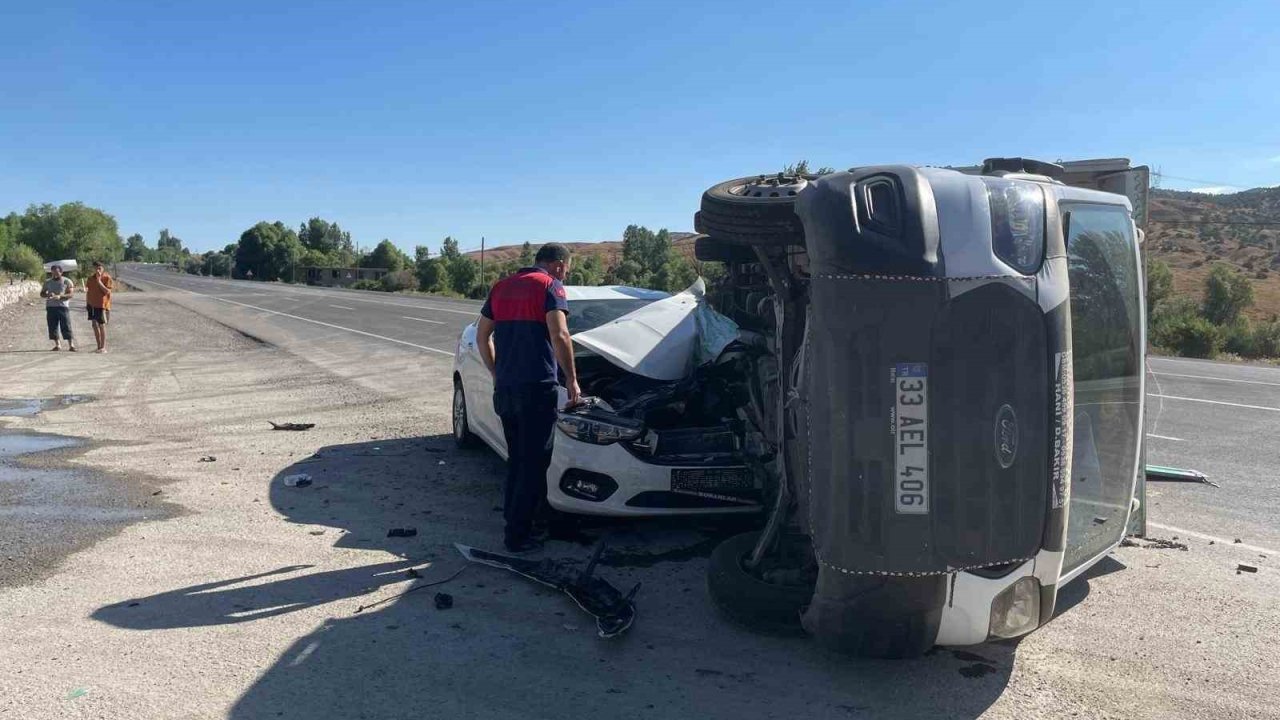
xmin=43 ymin=277 xmax=73 ymax=308
xmin=85 ymin=273 xmax=113 ymax=309
xmin=480 ymin=267 xmax=569 ymax=387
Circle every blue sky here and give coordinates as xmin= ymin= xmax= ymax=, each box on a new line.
xmin=2 ymin=0 xmax=1278 ymax=254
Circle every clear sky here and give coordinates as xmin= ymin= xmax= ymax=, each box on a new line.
xmin=2 ymin=0 xmax=1278 ymax=254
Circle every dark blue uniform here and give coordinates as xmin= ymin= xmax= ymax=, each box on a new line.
xmin=481 ymin=267 xmax=569 ymax=549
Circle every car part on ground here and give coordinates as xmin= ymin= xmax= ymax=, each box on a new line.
xmin=455 ymin=541 xmax=639 ymax=638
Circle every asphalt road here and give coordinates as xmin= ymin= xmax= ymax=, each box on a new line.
xmin=121 ymin=264 xmax=1280 ymax=556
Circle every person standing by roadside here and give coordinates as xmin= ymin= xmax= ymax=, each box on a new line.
xmin=41 ymin=264 xmax=76 ymax=352
xmin=476 ymin=244 xmax=581 ymax=553
xmin=85 ymin=261 xmax=114 ymax=353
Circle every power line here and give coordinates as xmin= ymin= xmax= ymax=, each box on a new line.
xmin=1152 ymin=171 xmax=1250 ymax=190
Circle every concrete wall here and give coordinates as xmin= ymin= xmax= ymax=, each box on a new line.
xmin=0 ymin=280 xmax=40 ymax=311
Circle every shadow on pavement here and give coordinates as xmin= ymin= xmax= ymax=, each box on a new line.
xmin=89 ymin=434 xmax=1094 ymax=719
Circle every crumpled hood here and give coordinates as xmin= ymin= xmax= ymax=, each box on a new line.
xmin=571 ymin=278 xmax=739 ymax=381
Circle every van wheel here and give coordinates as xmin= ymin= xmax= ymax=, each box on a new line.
xmin=452 ymin=379 xmax=479 ymax=449
xmin=706 ymin=532 xmax=813 ymax=635
xmin=694 ymin=174 xmax=809 ymax=248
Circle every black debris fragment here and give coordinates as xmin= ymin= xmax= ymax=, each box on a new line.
xmin=1237 ymin=564 xmax=1259 ymax=574
xmin=1122 ymin=536 xmax=1187 ymax=551
xmin=407 ymin=567 xmax=423 ymax=579
xmin=387 ymin=527 xmax=418 ymax=538
xmin=198 ymin=456 xmax=216 ymax=463
xmin=269 ymin=421 xmax=315 ymax=431
xmin=456 ymin=540 xmax=639 ymax=638
xmin=434 ymin=593 xmax=454 ymax=610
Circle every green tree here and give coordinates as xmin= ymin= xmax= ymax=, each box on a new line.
xmin=1202 ymin=263 xmax=1254 ymax=325
xmin=784 ymin=160 xmax=836 ymax=175
xmin=234 ymin=221 xmax=303 ymax=281
xmin=518 ymin=241 xmax=535 ymax=266
xmin=449 ymin=255 xmax=479 ymax=295
xmin=299 ymin=218 xmax=354 ymax=263
xmin=124 ymin=233 xmax=148 ymax=261
xmin=567 ymin=252 xmax=605 ymax=285
xmin=414 ymin=245 xmax=445 ymax=292
xmin=1146 ymin=258 xmax=1173 ymax=310
xmin=438 ymin=236 xmax=461 ymax=262
xmin=1 ymin=243 xmax=44 ymax=278
xmin=362 ymin=239 xmax=409 ymax=272
xmin=16 ymin=203 xmax=124 ymax=268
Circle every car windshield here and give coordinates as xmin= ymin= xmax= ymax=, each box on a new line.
xmin=568 ymin=298 xmax=659 ymax=334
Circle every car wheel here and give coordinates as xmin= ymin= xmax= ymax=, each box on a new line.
xmin=706 ymin=532 xmax=813 ymax=636
xmin=452 ymin=379 xmax=479 ymax=449
xmin=694 ymin=174 xmax=809 ymax=248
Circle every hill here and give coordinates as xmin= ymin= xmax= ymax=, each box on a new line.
xmin=1148 ymin=186 xmax=1280 ymax=319
xmin=464 ymin=232 xmax=699 ymax=266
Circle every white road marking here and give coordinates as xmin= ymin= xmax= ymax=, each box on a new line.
xmin=401 ymin=316 xmax=446 ymax=325
xmin=131 ymin=277 xmax=455 ymax=357
xmin=1152 ymin=371 xmax=1280 ymax=388
xmin=1147 ymin=522 xmax=1277 ymax=557
xmin=1149 ymin=394 xmax=1280 ymax=413
xmin=329 ymin=305 xmax=355 ymax=310
xmin=1146 ymin=434 xmax=1185 ymax=442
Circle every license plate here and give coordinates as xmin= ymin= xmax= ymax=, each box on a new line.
xmin=671 ymin=467 xmax=752 ymax=494
xmin=892 ymin=363 xmax=929 ymax=514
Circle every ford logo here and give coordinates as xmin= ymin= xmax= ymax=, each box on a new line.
xmin=994 ymin=404 xmax=1019 ymax=469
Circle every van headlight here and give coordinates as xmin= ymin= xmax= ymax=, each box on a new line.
xmin=988 ymin=576 xmax=1041 ymax=639
xmin=984 ymin=177 xmax=1045 ymax=274
xmin=556 ymin=413 xmax=644 ymax=445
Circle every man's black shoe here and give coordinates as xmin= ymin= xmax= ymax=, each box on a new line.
xmin=503 ymin=538 xmax=544 ymax=555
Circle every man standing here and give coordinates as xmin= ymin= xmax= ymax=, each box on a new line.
xmin=41 ymin=265 xmax=76 ymax=352
xmin=476 ymin=244 xmax=581 ymax=553
xmin=85 ymin=261 xmax=114 ymax=353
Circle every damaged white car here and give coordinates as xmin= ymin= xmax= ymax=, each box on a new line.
xmin=452 ymin=282 xmax=764 ymax=516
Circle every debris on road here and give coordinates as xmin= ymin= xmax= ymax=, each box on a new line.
xmin=1121 ymin=536 xmax=1188 ymax=551
xmin=434 ymin=592 xmax=453 ymax=609
xmin=387 ymin=527 xmax=418 ymax=538
xmin=1237 ymin=564 xmax=1259 ymax=574
xmin=198 ymin=455 xmax=216 ymax=462
xmin=352 ymin=565 xmax=467 ymax=614
xmin=455 ymin=541 xmax=639 ymax=638
xmin=1145 ymin=464 xmax=1218 ymax=488
xmin=268 ymin=421 xmax=315 ymax=431
xmin=282 ymin=473 xmax=312 ymax=488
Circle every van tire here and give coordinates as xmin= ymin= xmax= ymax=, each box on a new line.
xmin=706 ymin=532 xmax=812 ymax=635
xmin=695 ymin=175 xmax=808 ymax=248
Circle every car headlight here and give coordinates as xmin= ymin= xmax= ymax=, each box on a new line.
xmin=984 ymin=177 xmax=1045 ymax=274
xmin=556 ymin=412 xmax=644 ymax=445
xmin=988 ymin=576 xmax=1041 ymax=639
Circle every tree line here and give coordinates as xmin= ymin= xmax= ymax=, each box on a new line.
xmin=0 ymin=202 xmax=713 ymax=297
xmin=1147 ymin=259 xmax=1280 ymax=358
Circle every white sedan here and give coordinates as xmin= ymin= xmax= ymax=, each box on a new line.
xmin=452 ymin=284 xmax=762 ymax=516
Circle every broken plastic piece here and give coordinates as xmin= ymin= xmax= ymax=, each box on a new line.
xmin=455 ymin=542 xmax=638 ymax=638
xmin=434 ymin=592 xmax=453 ymax=609
xmin=1145 ymin=465 xmax=1217 ymax=487
xmin=269 ymin=421 xmax=315 ymax=431
xmin=1237 ymin=564 xmax=1259 ymax=574
xmin=282 ymin=474 xmax=312 ymax=488
xmin=198 ymin=455 xmax=216 ymax=462
xmin=387 ymin=527 xmax=418 ymax=538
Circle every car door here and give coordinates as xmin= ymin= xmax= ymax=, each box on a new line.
xmin=458 ymin=320 xmax=505 ymax=455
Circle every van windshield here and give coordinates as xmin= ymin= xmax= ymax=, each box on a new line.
xmin=1064 ymin=205 xmax=1143 ymax=574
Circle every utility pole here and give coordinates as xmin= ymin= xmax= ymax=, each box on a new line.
xmin=480 ymin=236 xmax=486 ymax=289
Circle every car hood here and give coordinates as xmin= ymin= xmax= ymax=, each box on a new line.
xmin=571 ymin=278 xmax=739 ymax=381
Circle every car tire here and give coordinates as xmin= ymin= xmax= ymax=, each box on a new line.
xmin=706 ymin=532 xmax=813 ymax=635
xmin=452 ymin=378 xmax=479 ymax=449
xmin=693 ymin=235 xmax=757 ymax=264
xmin=694 ymin=174 xmax=809 ymax=248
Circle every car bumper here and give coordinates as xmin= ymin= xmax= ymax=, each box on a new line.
xmin=546 ymin=435 xmax=762 ymax=517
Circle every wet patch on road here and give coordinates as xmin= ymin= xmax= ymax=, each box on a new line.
xmin=0 ymin=398 xmax=180 ymax=589
xmin=0 ymin=394 xmax=93 ymax=418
